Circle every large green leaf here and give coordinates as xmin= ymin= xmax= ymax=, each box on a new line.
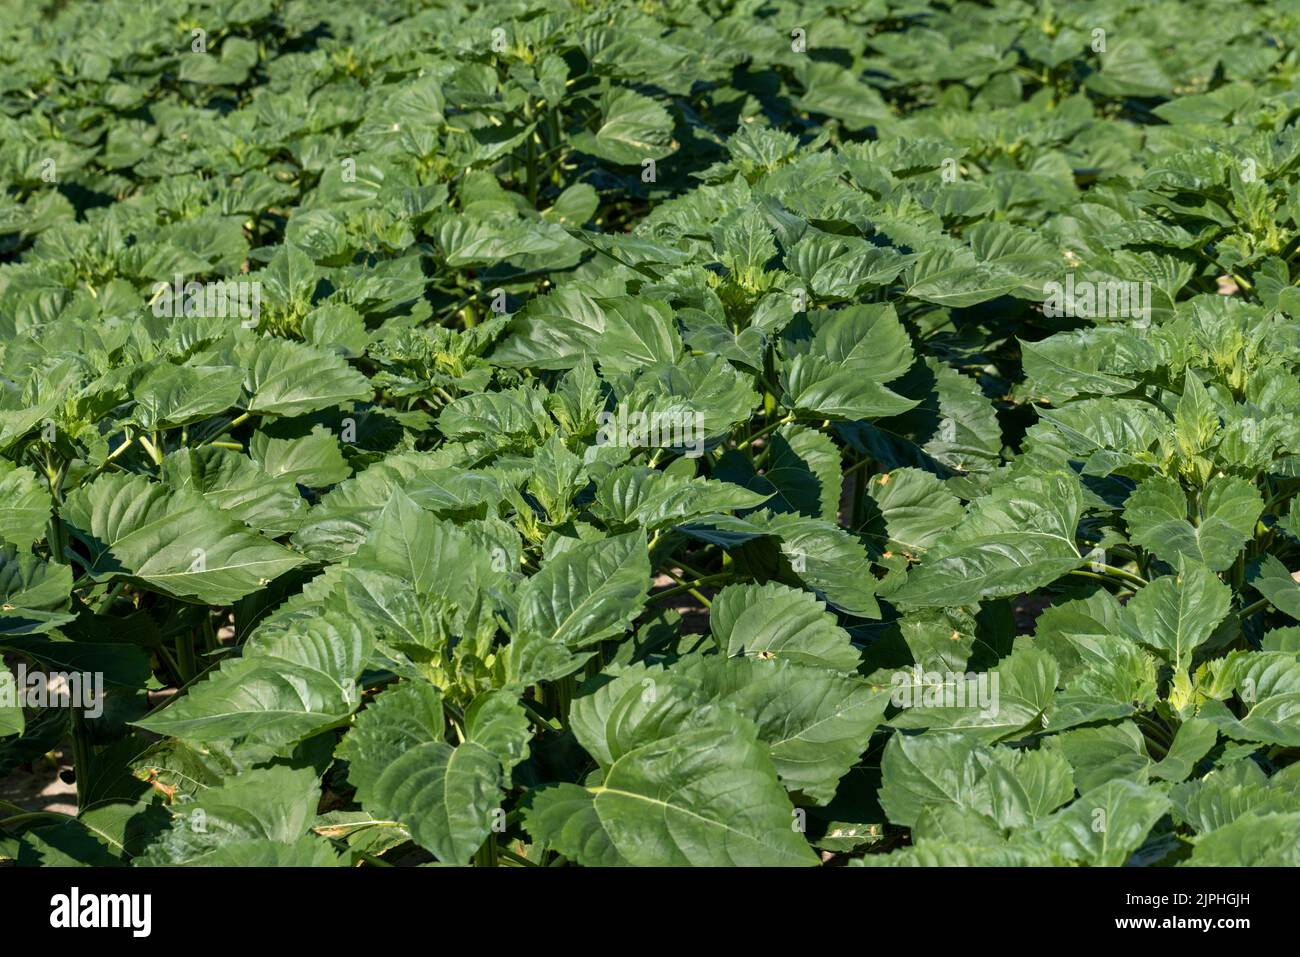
xmin=0 ymin=461 xmax=50 ymax=548
xmin=515 ymin=531 xmax=650 ymax=648
xmin=1032 ymin=779 xmax=1170 ymax=867
xmin=1121 ymin=564 xmax=1231 ymax=671
xmin=240 ymin=337 xmax=371 ymax=415
xmin=1125 ymin=475 xmax=1262 ymax=573
xmin=340 ymin=681 xmax=525 ymax=865
xmin=0 ymin=544 xmax=74 ymax=636
xmin=569 ymin=88 xmax=675 ymax=165
xmin=140 ymin=766 xmax=324 ymax=866
xmin=134 ymin=578 xmax=370 ymax=745
xmin=1198 ymin=652 xmax=1300 ymax=746
xmin=60 ymin=473 xmax=303 ymax=604
xmin=892 ymin=472 xmax=1085 ymax=607
xmin=709 ymin=581 xmax=861 ymax=672
xmin=525 ymin=709 xmax=818 ymax=866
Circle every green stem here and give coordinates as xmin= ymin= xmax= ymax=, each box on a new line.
xmin=138 ymin=433 xmax=164 ymax=465
xmin=203 ymin=412 xmax=250 ymax=446
xmin=157 ymin=645 xmax=184 ymax=685
xmin=1091 ymin=563 xmax=1148 ymax=588
xmin=672 ymin=558 xmax=712 ymax=580
xmin=0 ymin=810 xmax=73 ymax=830
xmin=843 ymin=456 xmax=876 ymax=478
xmin=95 ymin=581 xmax=126 ymax=615
xmin=1065 ymin=569 xmax=1136 ymax=592
xmin=70 ymin=707 xmax=93 ymax=811
xmin=444 ymin=701 xmax=466 ymax=743
xmin=547 ymin=675 xmax=576 ymax=728
xmin=1238 ymin=597 xmax=1270 ymax=619
xmin=102 ymin=432 xmax=134 ymax=466
xmin=175 ymin=630 xmax=197 ymax=685
xmin=737 ymin=413 xmax=796 ymax=451
xmin=475 ymin=836 xmax=500 ymax=867
xmin=659 ymin=568 xmax=715 ymax=608
xmin=524 ymin=104 xmax=539 ymax=205
xmin=521 ymin=699 xmax=561 ymax=732
xmin=499 ymin=847 xmax=537 ymax=867
xmin=651 ymin=573 xmax=730 ymax=603
xmin=45 ymin=513 xmax=68 ymax=564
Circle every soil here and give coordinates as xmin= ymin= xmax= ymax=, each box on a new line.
xmin=0 ymin=749 xmax=78 ymax=816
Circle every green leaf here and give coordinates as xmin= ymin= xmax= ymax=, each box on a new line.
xmin=240 ymin=337 xmax=371 ymax=415
xmin=1198 ymin=651 xmax=1300 ymax=746
xmin=684 ymin=656 xmax=891 ymax=805
xmin=1034 ymin=779 xmax=1170 ymax=867
xmin=0 ymin=461 xmax=51 ymax=548
xmin=890 ymin=645 xmax=1058 ymax=743
xmin=340 ymin=681 xmax=518 ymax=864
xmin=60 ymin=472 xmax=303 ymax=604
xmin=892 ymin=472 xmax=1085 ymax=607
xmin=525 ymin=709 xmax=818 ymax=866
xmin=1188 ymin=812 xmax=1300 ymax=865
xmin=864 ymin=467 xmax=964 ymax=554
xmin=709 ymin=582 xmax=861 ymax=673
xmin=781 ymin=305 xmax=917 ymax=422
xmin=132 ymin=363 xmax=243 ymax=430
xmin=140 ymin=766 xmax=322 ymax=865
xmin=760 ymin=513 xmax=880 ymax=619
xmin=1249 ymin=554 xmax=1300 ymax=621
xmin=516 ymin=531 xmax=650 ymax=648
xmin=982 ymin=748 xmax=1075 ymax=830
xmin=569 ymin=88 xmax=675 ymax=165
xmin=135 ymin=578 xmax=370 ymax=745
xmin=878 ymin=731 xmax=988 ymax=828
xmin=1049 ymin=722 xmax=1151 ymax=794
xmin=1125 ymin=475 xmax=1262 ymax=573
xmin=0 ymin=664 xmax=23 ymax=737
xmin=160 ymin=447 xmax=305 ymax=535
xmin=1121 ymin=564 xmax=1231 ymax=671
xmin=1150 ymin=718 xmax=1218 ymax=783
xmin=249 ymin=425 xmax=351 ymax=488
xmin=0 ymin=544 xmax=74 ymax=636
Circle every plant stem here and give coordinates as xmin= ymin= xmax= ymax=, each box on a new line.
xmin=1065 ymin=569 xmax=1135 ymax=592
xmin=1238 ymin=597 xmax=1270 ymax=619
xmin=673 ymin=558 xmax=712 ymax=579
xmin=651 ymin=573 xmax=730 ymax=603
xmin=550 ymin=674 xmax=576 ymax=727
xmin=843 ymin=456 xmax=876 ymax=478
xmin=138 ymin=433 xmax=164 ymax=465
xmin=737 ymin=413 xmax=796 ymax=450
xmin=0 ymin=810 xmax=73 ymax=830
xmin=521 ymin=699 xmax=561 ymax=732
xmin=175 ymin=630 xmax=197 ymax=685
xmin=499 ymin=846 xmax=537 ymax=867
xmin=203 ymin=412 xmax=250 ymax=446
xmin=475 ymin=836 xmax=500 ymax=867
xmin=69 ymin=707 xmax=93 ymax=810
xmin=95 ymin=581 xmax=126 ymax=615
xmin=1090 ymin=563 xmax=1148 ymax=588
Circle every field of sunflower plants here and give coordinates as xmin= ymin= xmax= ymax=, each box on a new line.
xmin=1 ymin=0 xmax=1299 ymax=870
